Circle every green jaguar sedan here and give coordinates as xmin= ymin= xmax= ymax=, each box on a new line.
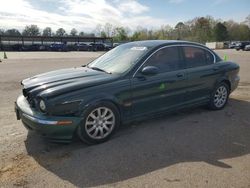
xmin=15 ymin=40 xmax=240 ymax=144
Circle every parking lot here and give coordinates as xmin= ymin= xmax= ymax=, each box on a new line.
xmin=0 ymin=50 xmax=249 ymax=187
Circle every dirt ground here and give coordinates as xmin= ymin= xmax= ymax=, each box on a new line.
xmin=0 ymin=50 xmax=249 ymax=188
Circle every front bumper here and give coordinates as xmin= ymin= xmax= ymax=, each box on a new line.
xmin=15 ymin=95 xmax=83 ymax=142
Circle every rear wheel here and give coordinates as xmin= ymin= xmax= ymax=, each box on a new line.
xmin=209 ymin=82 xmax=229 ymax=110
xmin=77 ymin=102 xmax=120 ymax=144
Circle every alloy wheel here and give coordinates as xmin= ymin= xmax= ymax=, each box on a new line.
xmin=214 ymin=85 xmax=228 ymax=108
xmin=85 ymin=107 xmax=115 ymax=139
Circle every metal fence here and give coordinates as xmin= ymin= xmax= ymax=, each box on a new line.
xmin=0 ymin=35 xmax=113 ymax=51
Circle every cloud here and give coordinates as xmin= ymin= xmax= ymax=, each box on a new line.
xmin=117 ymin=0 xmax=149 ymax=15
xmin=0 ymin=0 xmax=167 ymax=33
xmin=168 ymin=0 xmax=185 ymax=4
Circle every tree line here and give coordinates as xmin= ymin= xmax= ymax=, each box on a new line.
xmin=0 ymin=26 xmax=95 ymax=38
xmin=0 ymin=15 xmax=249 ymax=44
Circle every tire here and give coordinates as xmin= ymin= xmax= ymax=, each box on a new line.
xmin=77 ymin=101 xmax=120 ymax=144
xmin=208 ymin=82 xmax=229 ymax=110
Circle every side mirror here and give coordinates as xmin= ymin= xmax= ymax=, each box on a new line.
xmin=141 ymin=66 xmax=159 ymax=76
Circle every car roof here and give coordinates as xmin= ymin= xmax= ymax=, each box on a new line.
xmin=125 ymin=40 xmax=221 ymax=62
xmin=127 ymin=40 xmax=206 ymax=48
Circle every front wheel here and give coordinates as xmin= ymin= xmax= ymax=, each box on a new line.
xmin=209 ymin=83 xmax=229 ymax=110
xmin=77 ymin=102 xmax=120 ymax=144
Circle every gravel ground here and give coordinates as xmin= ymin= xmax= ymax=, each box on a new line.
xmin=0 ymin=50 xmax=249 ymax=188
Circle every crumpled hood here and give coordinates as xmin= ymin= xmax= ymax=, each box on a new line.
xmin=22 ymin=67 xmax=118 ymax=99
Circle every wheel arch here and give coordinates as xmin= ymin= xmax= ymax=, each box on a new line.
xmin=221 ymin=80 xmax=231 ymax=92
xmin=78 ymin=94 xmax=123 ymax=120
xmin=95 ymin=99 xmax=122 ymax=117
xmin=215 ymin=77 xmax=231 ymax=92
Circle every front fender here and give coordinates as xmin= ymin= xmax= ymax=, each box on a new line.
xmin=78 ymin=93 xmax=122 ymax=117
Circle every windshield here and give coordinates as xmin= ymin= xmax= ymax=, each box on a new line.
xmin=88 ymin=43 xmax=150 ymax=74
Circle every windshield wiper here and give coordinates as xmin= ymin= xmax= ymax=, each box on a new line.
xmin=88 ymin=66 xmax=111 ymax=74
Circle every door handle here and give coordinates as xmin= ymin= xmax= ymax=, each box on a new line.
xmin=213 ymin=67 xmax=219 ymax=71
xmin=176 ymin=73 xmax=184 ymax=78
xmin=136 ymin=75 xmax=146 ymax=81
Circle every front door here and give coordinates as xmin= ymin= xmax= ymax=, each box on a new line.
xmin=131 ymin=46 xmax=188 ymax=118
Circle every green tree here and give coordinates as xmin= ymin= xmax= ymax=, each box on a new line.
xmin=70 ymin=28 xmax=78 ymax=36
xmin=131 ymin=27 xmax=148 ymax=40
xmin=113 ymin=27 xmax=128 ymax=42
xmin=237 ymin=24 xmax=250 ymax=41
xmin=225 ymin=20 xmax=240 ymax=40
xmin=5 ymin=29 xmax=21 ymax=36
xmin=175 ymin=22 xmax=185 ymax=39
xmin=79 ymin=31 xmax=85 ymax=36
xmin=56 ymin=28 xmax=66 ymax=36
xmin=100 ymin=31 xmax=107 ymax=38
xmin=154 ymin=25 xmax=172 ymax=40
xmin=95 ymin=24 xmax=102 ymax=37
xmin=193 ymin=17 xmax=213 ymax=43
xmin=42 ymin=27 xmax=52 ymax=37
xmin=103 ymin=23 xmax=113 ymax=37
xmin=214 ymin=22 xmax=228 ymax=41
xmin=225 ymin=21 xmax=250 ymax=41
xmin=147 ymin=30 xmax=156 ymax=40
xmin=22 ymin=25 xmax=40 ymax=36
xmin=244 ymin=14 xmax=250 ymax=27
xmin=131 ymin=31 xmax=140 ymax=41
xmin=84 ymin=33 xmax=95 ymax=37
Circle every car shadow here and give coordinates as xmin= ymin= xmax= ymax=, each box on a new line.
xmin=25 ymin=98 xmax=250 ymax=187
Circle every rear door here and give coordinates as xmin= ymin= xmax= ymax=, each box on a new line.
xmin=181 ymin=46 xmax=219 ymax=104
xmin=131 ymin=46 xmax=188 ymax=117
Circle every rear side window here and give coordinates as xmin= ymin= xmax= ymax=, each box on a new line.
xmin=205 ymin=50 xmax=214 ymax=64
xmin=144 ymin=46 xmax=183 ymax=73
xmin=182 ymin=46 xmax=214 ymax=68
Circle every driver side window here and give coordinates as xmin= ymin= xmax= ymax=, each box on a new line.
xmin=143 ymin=46 xmax=182 ymax=73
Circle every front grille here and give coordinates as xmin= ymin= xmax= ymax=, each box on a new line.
xmin=23 ymin=87 xmax=38 ymax=109
xmin=23 ymin=88 xmax=27 ymax=97
xmin=23 ymin=88 xmax=34 ymax=107
xmin=27 ymin=94 xmax=36 ymax=108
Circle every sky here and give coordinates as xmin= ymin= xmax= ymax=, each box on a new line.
xmin=0 ymin=0 xmax=249 ymax=33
